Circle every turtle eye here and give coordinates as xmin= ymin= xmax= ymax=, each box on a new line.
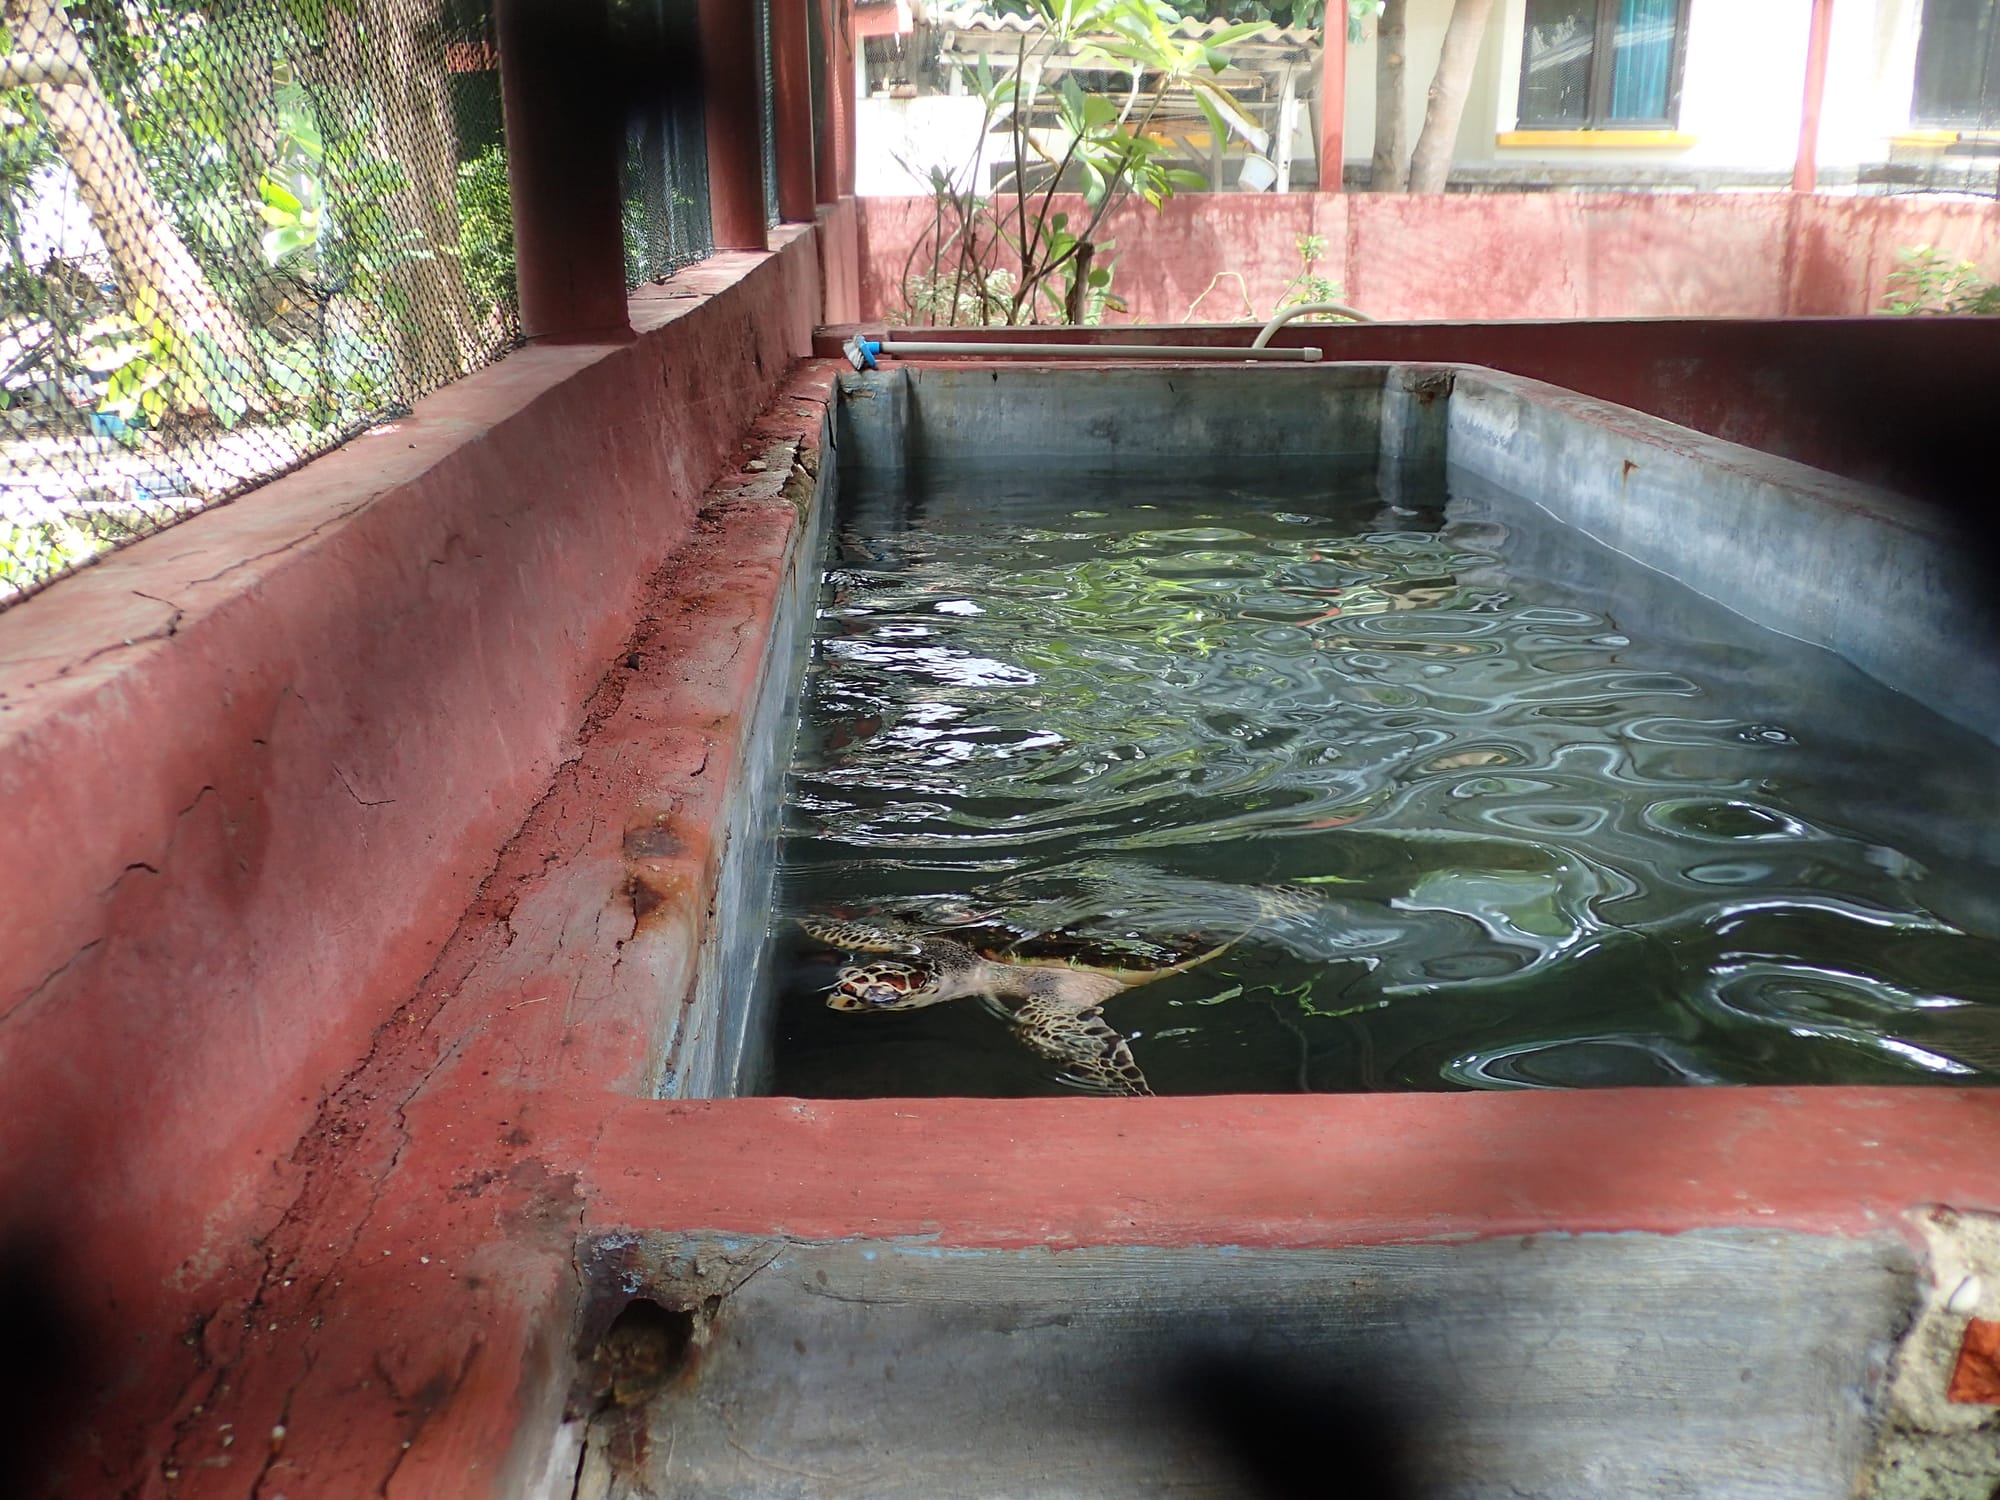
xmin=827 ymin=966 xmax=906 ymax=1009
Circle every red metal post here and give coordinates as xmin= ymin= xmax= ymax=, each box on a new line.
xmin=835 ymin=0 xmax=858 ymax=197
xmin=1793 ymin=0 xmax=1836 ymax=193
xmin=814 ymin=0 xmax=843 ymax=204
xmin=1319 ymin=3 xmax=1347 ymax=192
xmin=771 ymin=0 xmax=819 ymax=221
xmin=493 ymin=0 xmax=633 ymax=342
xmin=698 ymin=0 xmax=769 ymax=249
xmin=808 ymin=0 xmax=858 ymax=203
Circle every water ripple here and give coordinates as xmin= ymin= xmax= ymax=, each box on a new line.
xmin=775 ymin=470 xmax=2000 ymax=1096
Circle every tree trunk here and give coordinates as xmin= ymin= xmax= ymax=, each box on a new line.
xmin=311 ymin=0 xmax=487 ymax=398
xmin=204 ymin=6 xmax=283 ymax=213
xmin=366 ymin=0 xmax=490 ymax=384
xmin=1370 ymin=0 xmax=1407 ymax=192
xmin=6 ymin=0 xmax=259 ymax=373
xmin=1406 ymin=0 xmax=1494 ymax=193
xmin=1063 ymin=240 xmax=1094 ymax=324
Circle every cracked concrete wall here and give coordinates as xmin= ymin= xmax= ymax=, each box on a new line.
xmin=0 ymin=231 xmax=820 ymax=1492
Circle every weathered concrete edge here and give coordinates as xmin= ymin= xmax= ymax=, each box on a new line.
xmin=669 ymin=395 xmax=839 ymax=1099
xmin=145 ymin=367 xmax=846 ymax=1500
xmin=272 ymin=1082 xmax=1993 ymax=1500
xmin=547 ymin=1087 xmax=2000 ymax=1493
xmin=0 ymin=239 xmax=820 ymax=1494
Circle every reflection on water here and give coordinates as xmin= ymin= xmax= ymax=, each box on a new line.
xmin=770 ymin=461 xmax=2000 ymax=1097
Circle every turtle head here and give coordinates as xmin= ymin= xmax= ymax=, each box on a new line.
xmin=827 ymin=958 xmax=945 ymax=1011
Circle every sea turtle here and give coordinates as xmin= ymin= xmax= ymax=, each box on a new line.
xmin=798 ymin=916 xmax=1241 ymax=1096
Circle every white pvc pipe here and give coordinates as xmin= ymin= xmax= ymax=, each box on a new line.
xmin=1250 ymin=302 xmax=1375 ymax=348
xmin=874 ymin=340 xmax=1322 ymax=362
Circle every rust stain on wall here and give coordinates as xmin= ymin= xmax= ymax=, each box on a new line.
xmin=622 ymin=824 xmax=683 ymax=861
xmin=621 ymin=812 xmax=707 ymax=935
xmin=1947 ymin=1317 xmax=2000 ymax=1404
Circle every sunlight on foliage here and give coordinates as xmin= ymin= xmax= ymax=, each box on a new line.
xmin=1879 ymin=244 xmax=2000 ymax=316
xmin=900 ymin=0 xmax=1278 ymax=326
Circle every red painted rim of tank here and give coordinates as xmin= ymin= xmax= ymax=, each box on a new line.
xmin=566 ymin=1088 xmax=2000 ymax=1250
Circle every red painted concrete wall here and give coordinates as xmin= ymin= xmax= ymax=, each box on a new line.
xmin=0 ymin=178 xmax=1989 ymax=1484
xmin=0 ymin=232 xmax=819 ymax=1491
xmin=5 ymin=315 xmax=1990 ymax=1491
xmin=133 ymin=370 xmax=841 ymax=1500
xmin=817 ymin=196 xmax=864 ymax=324
xmin=858 ymin=191 xmax=2000 ymax=324
xmin=1788 ymin=194 xmax=2000 ymax=314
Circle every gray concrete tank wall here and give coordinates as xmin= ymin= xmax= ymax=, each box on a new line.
xmin=563 ymin=1229 xmax=1916 ymax=1499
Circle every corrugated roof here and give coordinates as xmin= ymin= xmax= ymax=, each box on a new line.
xmin=923 ymin=4 xmax=1320 ymax=50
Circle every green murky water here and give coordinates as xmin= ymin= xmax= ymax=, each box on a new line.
xmin=768 ymin=460 xmax=2000 ymax=1096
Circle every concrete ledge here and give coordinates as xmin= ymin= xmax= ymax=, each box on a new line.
xmin=137 ymin=376 xmax=841 ymax=1498
xmin=173 ymin=1086 xmax=2000 ymax=1497
xmin=581 ymin=1089 xmax=2000 ymax=1248
xmin=0 ymin=233 xmax=818 ymax=1492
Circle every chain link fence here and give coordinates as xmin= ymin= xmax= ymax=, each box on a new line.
xmin=621 ymin=0 xmax=712 ymax=288
xmin=1 ymin=0 xmax=775 ymax=607
xmin=1866 ymin=150 xmax=2000 ymax=198
xmin=807 ymin=0 xmax=829 ymax=191
xmin=757 ymin=0 xmax=779 ymax=229
xmin=0 ymin=0 xmax=518 ymax=605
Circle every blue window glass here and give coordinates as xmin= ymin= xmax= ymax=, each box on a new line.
xmin=1913 ymin=0 xmax=2000 ymax=128
xmin=1520 ymin=0 xmax=1688 ymax=129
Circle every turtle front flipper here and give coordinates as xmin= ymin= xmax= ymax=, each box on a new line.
xmin=1011 ymin=997 xmax=1153 ymax=1097
xmin=799 ymin=916 xmax=920 ymax=955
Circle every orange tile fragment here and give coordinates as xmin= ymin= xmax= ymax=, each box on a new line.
xmin=1947 ymin=1318 xmax=2000 ymax=1405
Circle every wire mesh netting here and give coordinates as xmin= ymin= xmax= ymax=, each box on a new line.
xmin=621 ymin=0 xmax=712 ymax=288
xmin=757 ymin=0 xmax=779 ymax=228
xmin=806 ymin=0 xmax=827 ymax=190
xmin=0 ymin=0 xmax=521 ymax=605
xmin=1868 ymin=150 xmax=2000 ymax=198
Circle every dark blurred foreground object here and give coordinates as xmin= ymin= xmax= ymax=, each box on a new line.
xmin=0 ymin=1234 xmax=97 ymax=1497
xmin=1174 ymin=1348 xmax=1421 ymax=1499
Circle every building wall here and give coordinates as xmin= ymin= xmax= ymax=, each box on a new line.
xmin=1348 ymin=0 xmax=1936 ymax=181
xmin=856 ymin=94 xmax=997 ymax=196
xmin=1476 ymin=0 xmax=1811 ymax=172
xmin=1819 ymin=0 xmax=1927 ymax=166
xmin=860 ymin=4 xmax=1965 ymax=189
